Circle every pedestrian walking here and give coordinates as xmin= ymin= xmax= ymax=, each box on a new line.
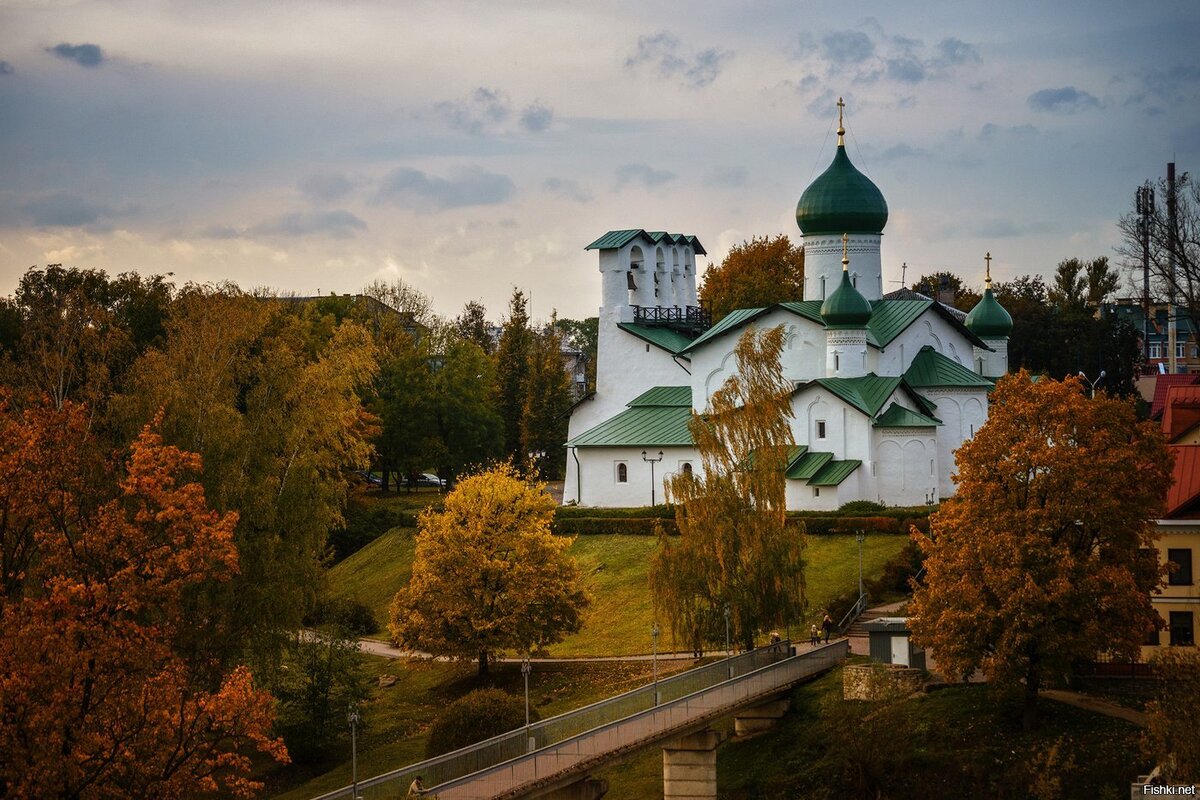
xmin=809 ymin=623 xmax=819 ymax=646
xmin=821 ymin=613 xmax=833 ymax=643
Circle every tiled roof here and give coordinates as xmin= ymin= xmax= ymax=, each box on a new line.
xmin=873 ymin=402 xmax=942 ymax=427
xmin=567 ymin=405 xmax=694 ymax=447
xmin=629 ymin=385 xmax=692 ymax=407
xmin=585 ymin=229 xmax=705 ymax=254
xmin=777 ymin=300 xmax=827 ymax=325
xmin=867 ymin=300 xmax=931 ymax=347
xmin=1150 ymin=374 xmax=1200 ymax=420
xmin=678 ymin=306 xmax=770 ymax=353
xmin=904 ymin=345 xmax=994 ymax=388
xmin=810 ymin=374 xmax=903 ymax=417
xmin=1166 ymin=445 xmax=1200 ymax=519
xmin=809 ymin=459 xmax=862 ymax=487
xmin=1162 ymin=385 xmax=1200 ymax=442
xmin=786 ymin=451 xmax=833 ymax=480
xmin=616 ymin=323 xmax=694 ymax=356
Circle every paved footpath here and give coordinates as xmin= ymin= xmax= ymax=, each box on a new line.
xmin=356 ymin=636 xmax=826 ymax=664
xmin=1038 ymin=689 xmax=1149 ymax=727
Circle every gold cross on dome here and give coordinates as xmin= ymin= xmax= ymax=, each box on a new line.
xmin=842 ymin=233 xmax=850 ymax=271
xmin=836 ymin=97 xmax=846 ymax=144
xmin=985 ymin=252 xmax=993 ymax=286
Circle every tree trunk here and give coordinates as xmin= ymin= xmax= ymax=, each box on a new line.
xmin=478 ymin=649 xmax=489 ymax=677
xmin=1022 ymin=667 xmax=1040 ymax=730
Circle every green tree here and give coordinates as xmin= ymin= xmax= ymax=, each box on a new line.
xmin=521 ymin=322 xmax=574 ymax=480
xmin=554 ymin=316 xmax=598 ymax=393
xmin=454 ymin=299 xmax=494 ymax=354
xmin=908 ymin=372 xmax=1171 ymax=728
xmin=651 ymin=326 xmax=805 ymax=652
xmin=494 ymin=290 xmax=533 ymax=460
xmin=698 ymin=235 xmax=805 ymax=321
xmin=910 ymin=271 xmax=980 ymax=312
xmin=429 ymin=330 xmax=504 ymax=483
xmin=273 ymin=628 xmax=370 ymax=764
xmin=389 ymin=463 xmax=590 ymax=675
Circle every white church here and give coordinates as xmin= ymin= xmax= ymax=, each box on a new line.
xmin=564 ymin=106 xmax=1014 ymax=510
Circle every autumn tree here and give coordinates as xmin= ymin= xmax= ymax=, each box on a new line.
xmin=494 ymin=289 xmax=533 ymax=459
xmin=389 ymin=463 xmax=590 ymax=675
xmin=454 ymin=299 xmax=494 ymax=354
xmin=910 ymin=271 xmax=980 ymax=312
xmin=0 ymin=395 xmax=287 ymax=797
xmin=521 ymin=322 xmax=574 ymax=480
xmin=651 ymin=326 xmax=805 ymax=652
xmin=699 ymin=235 xmax=805 ymax=321
xmin=1143 ymin=648 xmax=1200 ymax=783
xmin=908 ymin=372 xmax=1171 ymax=728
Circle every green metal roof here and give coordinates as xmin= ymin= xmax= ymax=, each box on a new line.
xmin=810 ymin=374 xmax=903 ymax=417
xmin=796 ymin=145 xmax=888 ymax=235
xmin=865 ymin=299 xmax=931 ymax=347
xmin=821 ymin=270 xmax=873 ymax=328
xmin=617 ymin=323 xmax=694 ymax=356
xmin=776 ymin=300 xmax=825 ymax=325
xmin=786 ymin=451 xmax=833 ymax=480
xmin=873 ymin=402 xmax=942 ymax=428
xmin=678 ymin=306 xmax=769 ymax=353
xmin=629 ymin=385 xmax=692 ymax=407
xmin=808 ymin=459 xmax=862 ymax=487
xmin=567 ymin=406 xmax=694 ymax=447
xmin=965 ymin=287 xmax=1013 ymax=337
xmin=585 ymin=230 xmax=706 ymax=255
xmin=903 ymin=345 xmax=994 ymax=388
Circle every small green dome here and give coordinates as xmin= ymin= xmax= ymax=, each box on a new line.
xmin=796 ymin=145 xmax=889 ymax=235
xmin=965 ymin=287 xmax=1013 ymax=337
xmin=821 ymin=270 xmax=873 ymax=328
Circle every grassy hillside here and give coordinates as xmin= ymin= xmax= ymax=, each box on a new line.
xmin=327 ymin=529 xmax=908 ymax=656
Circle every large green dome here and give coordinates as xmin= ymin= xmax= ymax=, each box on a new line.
xmin=820 ymin=270 xmax=873 ymax=328
xmin=965 ymin=287 xmax=1013 ymax=337
xmin=796 ymin=145 xmax=889 ymax=235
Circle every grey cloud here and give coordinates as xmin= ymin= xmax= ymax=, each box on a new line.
xmin=886 ymin=56 xmax=925 ymax=84
xmin=47 ymin=42 xmax=105 ymax=68
xmin=822 ymin=30 xmax=875 ymax=64
xmin=937 ymin=38 xmax=981 ymax=66
xmin=437 ymin=87 xmax=511 ymax=134
xmin=0 ymin=60 xmax=13 ymax=75
xmin=543 ymin=177 xmax=592 ymax=203
xmin=23 ymin=193 xmax=112 ymax=226
xmin=625 ymin=32 xmax=731 ymax=89
xmin=520 ymin=102 xmax=554 ymax=132
xmin=376 ymin=165 xmax=515 ymax=210
xmin=198 ymin=224 xmax=241 ymax=239
xmin=249 ymin=209 xmax=366 ymax=238
xmin=300 ymin=172 xmax=356 ymax=204
xmin=703 ymin=166 xmax=748 ymax=188
xmin=615 ymin=163 xmax=676 ymax=189
xmin=979 ymin=123 xmax=1038 ymax=141
xmin=1028 ymin=86 xmax=1100 ymax=113
xmin=1142 ymin=65 xmax=1200 ymax=102
xmin=879 ymin=143 xmax=930 ymax=160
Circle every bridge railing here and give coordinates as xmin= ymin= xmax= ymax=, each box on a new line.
xmin=311 ymin=644 xmax=791 ymax=800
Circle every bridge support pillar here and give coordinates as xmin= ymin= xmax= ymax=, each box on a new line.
xmin=733 ymin=697 xmax=791 ymax=737
xmin=662 ymin=729 xmax=723 ymax=800
xmin=537 ymin=776 xmax=609 ymax=799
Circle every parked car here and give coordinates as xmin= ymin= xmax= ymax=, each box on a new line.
xmin=415 ymin=473 xmax=446 ymax=488
xmin=355 ymin=470 xmax=383 ymax=486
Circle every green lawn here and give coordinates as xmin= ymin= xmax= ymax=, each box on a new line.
xmin=327 ymin=531 xmax=908 ymax=656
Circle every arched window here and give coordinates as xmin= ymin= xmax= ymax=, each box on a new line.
xmin=681 ymin=462 xmax=693 ymax=476
xmin=616 ymin=462 xmax=628 ymax=483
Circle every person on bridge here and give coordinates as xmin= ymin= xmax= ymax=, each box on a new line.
xmin=821 ymin=613 xmax=833 ymax=643
xmin=408 ymin=775 xmax=426 ymax=796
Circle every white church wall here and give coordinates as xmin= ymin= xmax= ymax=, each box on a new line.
xmin=786 ymin=480 xmax=841 ymax=511
xmin=872 ymin=430 xmax=939 ymax=506
xmin=803 ymin=233 xmax=883 ymax=301
xmin=921 ymin=388 xmax=985 ymax=499
xmin=874 ymin=311 xmax=975 ymax=376
xmin=567 ymin=446 xmax=698 ymax=507
xmin=579 ymin=326 xmax=690 ymax=440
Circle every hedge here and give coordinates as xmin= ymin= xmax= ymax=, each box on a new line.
xmin=551 ymin=514 xmax=929 ymax=537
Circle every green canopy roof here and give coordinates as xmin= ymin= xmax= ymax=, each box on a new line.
xmin=809 ymin=459 xmax=862 ymax=487
xmin=903 ymin=345 xmax=993 ymax=388
xmin=617 ymin=323 xmax=694 ymax=356
xmin=628 ymin=385 xmax=692 ymax=407
xmin=796 ymin=145 xmax=889 ymax=235
xmin=873 ymin=402 xmax=942 ymax=428
xmin=567 ymin=406 xmax=693 ymax=447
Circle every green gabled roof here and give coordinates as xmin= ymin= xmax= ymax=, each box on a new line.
xmin=866 ymin=299 xmax=931 ymax=347
xmin=678 ymin=306 xmax=769 ymax=353
xmin=617 ymin=323 xmax=694 ymax=356
xmin=786 ymin=451 xmax=833 ymax=480
xmin=567 ymin=406 xmax=693 ymax=447
xmin=808 ymin=459 xmax=862 ymax=486
xmin=904 ymin=345 xmax=994 ymax=388
xmin=684 ymin=235 xmax=707 ymax=256
xmin=785 ymin=445 xmax=809 ymax=470
xmin=810 ymin=374 xmax=903 ymax=417
xmin=629 ymin=385 xmax=692 ymax=407
xmin=777 ymin=300 xmax=825 ymax=325
xmin=585 ymin=230 xmax=648 ymax=250
xmin=873 ymin=402 xmax=942 ymax=428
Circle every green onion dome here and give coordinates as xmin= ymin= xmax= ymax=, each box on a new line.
xmin=821 ymin=269 xmax=873 ymax=328
xmin=965 ymin=286 xmax=1013 ymax=337
xmin=796 ymin=144 xmax=889 ymax=235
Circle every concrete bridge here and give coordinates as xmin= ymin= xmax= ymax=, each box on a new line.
xmin=313 ymin=640 xmax=848 ymax=800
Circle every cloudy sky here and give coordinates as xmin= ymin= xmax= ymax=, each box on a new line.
xmin=1 ymin=0 xmax=1197 ymax=320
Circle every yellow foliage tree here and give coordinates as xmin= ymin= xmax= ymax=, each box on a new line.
xmin=1144 ymin=648 xmax=1200 ymax=783
xmin=651 ymin=326 xmax=805 ymax=652
xmin=698 ymin=235 xmax=804 ymax=321
xmin=908 ymin=372 xmax=1171 ymax=727
xmin=389 ymin=464 xmax=590 ymax=675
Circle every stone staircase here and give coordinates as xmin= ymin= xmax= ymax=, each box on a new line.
xmin=845 ymin=602 xmax=908 ymax=639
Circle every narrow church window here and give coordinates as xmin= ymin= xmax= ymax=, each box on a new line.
xmin=645 ymin=344 xmax=650 ymax=353
xmin=681 ymin=462 xmax=693 ymax=475
xmin=930 ymin=459 xmax=935 ymax=475
xmin=851 ymin=274 xmax=857 ymax=288
xmin=813 ymin=487 xmax=820 ymax=497
xmin=820 ymin=276 xmax=827 ymax=300
xmin=616 ymin=462 xmax=628 ymax=483
xmin=833 ymin=353 xmax=840 ymax=371
xmin=969 ymin=424 xmax=974 ymax=437
xmin=816 ymin=420 xmax=827 ymax=439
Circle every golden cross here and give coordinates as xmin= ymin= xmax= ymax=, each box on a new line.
xmin=842 ymin=233 xmax=850 ymax=271
xmin=984 ymin=252 xmax=992 ymax=285
xmin=836 ymin=97 xmax=846 ymax=144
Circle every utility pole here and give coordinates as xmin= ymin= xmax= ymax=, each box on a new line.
xmin=1168 ymin=162 xmax=1178 ymax=374
xmin=1138 ymin=182 xmax=1154 ymax=365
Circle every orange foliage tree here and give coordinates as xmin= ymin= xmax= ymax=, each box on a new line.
xmin=908 ymin=372 xmax=1171 ymax=727
xmin=0 ymin=392 xmax=287 ymax=798
xmin=698 ymin=235 xmax=804 ymax=321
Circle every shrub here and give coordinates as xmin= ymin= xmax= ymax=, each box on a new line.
xmin=306 ymin=597 xmax=380 ymax=636
xmin=425 ymin=689 xmax=539 ymax=758
xmin=865 ymin=540 xmax=925 ymax=598
xmin=838 ymin=500 xmax=887 ymax=514
xmin=328 ymin=502 xmax=418 ymax=562
xmin=553 ymin=517 xmax=679 ymax=536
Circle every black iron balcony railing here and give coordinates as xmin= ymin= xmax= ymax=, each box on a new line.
xmin=633 ymin=305 xmax=711 ymax=335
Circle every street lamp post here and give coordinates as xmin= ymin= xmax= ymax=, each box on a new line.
xmin=651 ymin=624 xmax=661 ymax=705
xmin=723 ymin=604 xmax=732 ymax=679
xmin=348 ymin=706 xmax=360 ymax=800
xmin=855 ymin=529 xmax=866 ymax=600
xmin=521 ymin=655 xmax=533 ymax=752
xmin=1078 ymin=370 xmax=1107 ymax=398
xmin=641 ymin=450 xmax=664 ymax=506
